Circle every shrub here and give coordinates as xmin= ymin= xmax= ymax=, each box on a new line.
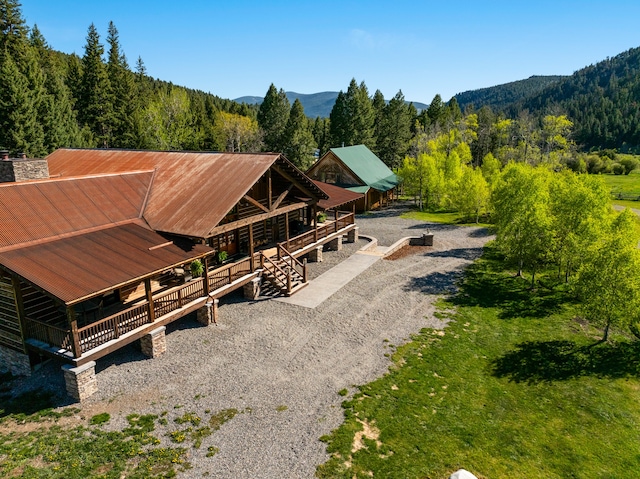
xmin=190 ymin=259 xmax=204 ymax=278
xmin=612 ymin=163 xmax=625 ymax=175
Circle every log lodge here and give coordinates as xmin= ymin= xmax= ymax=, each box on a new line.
xmin=0 ymin=149 xmax=361 ymax=400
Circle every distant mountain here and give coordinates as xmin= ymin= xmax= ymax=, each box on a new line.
xmin=453 ymin=75 xmax=567 ymax=112
xmin=235 ymin=91 xmax=429 ymax=118
xmin=511 ymin=46 xmax=640 ymax=150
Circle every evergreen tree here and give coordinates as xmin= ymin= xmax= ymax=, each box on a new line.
xmin=376 ymin=90 xmax=413 ymax=168
xmin=0 ymin=0 xmax=28 ymax=58
xmin=0 ymin=49 xmax=45 ymax=155
xmin=282 ymin=99 xmax=317 ymax=169
xmin=426 ymin=94 xmax=445 ymax=127
xmin=329 ymin=90 xmax=348 ymax=147
xmin=30 ymin=25 xmax=83 ymax=151
xmin=346 ymin=79 xmax=375 ymax=148
xmin=311 ymin=116 xmax=330 ymax=157
xmin=257 ymin=83 xmax=289 ymax=152
xmin=371 ymin=89 xmax=386 ymax=152
xmin=77 ymin=23 xmax=113 ymax=147
xmin=106 ymin=21 xmax=136 ymax=148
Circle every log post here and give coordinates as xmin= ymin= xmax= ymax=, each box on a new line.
xmin=67 ymin=306 xmax=81 ymax=358
xmin=202 ymin=256 xmax=210 ymax=297
xmin=144 ymin=278 xmax=155 ymax=323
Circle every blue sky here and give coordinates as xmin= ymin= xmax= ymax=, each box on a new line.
xmin=21 ymin=0 xmax=640 ymax=105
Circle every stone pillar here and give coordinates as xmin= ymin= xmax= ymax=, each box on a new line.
xmin=308 ymin=245 xmax=323 ymax=262
xmin=140 ymin=326 xmax=167 ymax=358
xmin=197 ymin=299 xmax=219 ymax=326
xmin=347 ymin=226 xmax=359 ymax=243
xmin=327 ymin=236 xmax=343 ymax=251
xmin=422 ymin=233 xmax=434 ymax=246
xmin=243 ymin=277 xmax=261 ymax=300
xmin=0 ymin=345 xmax=31 ymax=376
xmin=62 ymin=361 xmax=97 ymax=402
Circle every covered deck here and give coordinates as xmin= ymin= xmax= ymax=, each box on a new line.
xmin=21 ymin=212 xmax=356 ymax=366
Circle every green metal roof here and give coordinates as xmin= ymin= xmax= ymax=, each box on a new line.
xmin=346 ymin=185 xmax=370 ymax=194
xmin=329 ymin=145 xmax=399 ymax=192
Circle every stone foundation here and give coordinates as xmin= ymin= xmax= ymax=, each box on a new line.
xmin=243 ymin=278 xmax=261 ymax=300
xmin=0 ymin=345 xmax=31 ymax=376
xmin=197 ymin=299 xmax=219 ymax=326
xmin=308 ymin=246 xmax=323 ymax=262
xmin=62 ymin=361 xmax=97 ymax=402
xmin=140 ymin=326 xmax=167 ymax=358
xmin=327 ymin=236 xmax=343 ymax=251
xmin=347 ymin=226 xmax=359 ymax=243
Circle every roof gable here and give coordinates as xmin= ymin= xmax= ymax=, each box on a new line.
xmin=47 ymin=149 xmax=326 ymax=238
xmin=321 ymin=145 xmax=398 ymax=191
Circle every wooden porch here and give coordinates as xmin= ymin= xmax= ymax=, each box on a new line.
xmin=23 ymin=212 xmax=356 ymax=365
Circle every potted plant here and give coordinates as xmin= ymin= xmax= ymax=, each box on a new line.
xmin=216 ymin=250 xmax=228 ymax=265
xmin=190 ymin=259 xmax=204 ymax=278
xmin=316 ymin=212 xmax=327 ymax=223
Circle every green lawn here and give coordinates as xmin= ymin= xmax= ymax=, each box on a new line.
xmin=317 ymin=246 xmax=640 ymax=479
xmin=400 ymin=210 xmax=492 ymax=227
xmin=602 ymin=170 xmax=640 ymax=198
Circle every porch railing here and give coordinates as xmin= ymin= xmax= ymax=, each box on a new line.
xmin=282 ymin=211 xmax=354 ymax=253
xmin=77 ymin=302 xmax=149 ymax=353
xmin=24 ymin=214 xmax=354 ymax=358
xmin=24 ymin=253 xmax=263 ymax=357
xmin=25 ymin=317 xmax=72 ymax=350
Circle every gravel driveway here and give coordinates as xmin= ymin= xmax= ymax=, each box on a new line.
xmin=14 ymin=203 xmax=493 ymax=478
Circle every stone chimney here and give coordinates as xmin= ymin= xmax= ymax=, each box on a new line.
xmin=0 ymin=152 xmax=50 ymax=183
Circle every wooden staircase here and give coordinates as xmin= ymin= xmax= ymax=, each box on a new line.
xmin=260 ymin=245 xmax=308 ymax=297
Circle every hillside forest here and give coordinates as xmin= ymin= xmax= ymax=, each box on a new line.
xmin=1 ymin=2 xmax=639 ymax=175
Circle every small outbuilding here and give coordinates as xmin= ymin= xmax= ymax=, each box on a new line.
xmin=306 ymin=145 xmax=399 ymax=212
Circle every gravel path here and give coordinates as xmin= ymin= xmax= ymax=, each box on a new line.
xmin=11 ymin=203 xmax=493 ymax=478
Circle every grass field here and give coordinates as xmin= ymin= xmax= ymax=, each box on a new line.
xmin=602 ymin=170 xmax=640 ymax=198
xmin=317 ymin=245 xmax=640 ymax=479
xmin=400 ymin=210 xmax=492 ymax=228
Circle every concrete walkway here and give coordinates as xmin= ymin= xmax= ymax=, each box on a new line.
xmin=275 ymin=249 xmax=383 ymax=308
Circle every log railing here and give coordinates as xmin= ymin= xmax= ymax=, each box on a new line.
xmin=260 ymin=254 xmax=289 ymax=291
xmin=281 ymin=211 xmax=354 ymax=253
xmin=24 ymin=209 xmax=355 ymax=358
xmin=25 ymin=317 xmax=72 ymax=350
xmin=277 ymin=244 xmax=307 ymax=283
xmin=24 ymin=254 xmax=264 ymax=357
xmin=77 ymin=302 xmax=149 ymax=353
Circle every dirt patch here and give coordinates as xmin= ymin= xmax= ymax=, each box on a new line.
xmin=352 ymin=419 xmax=381 ymax=453
xmin=383 ymin=244 xmax=432 ymax=261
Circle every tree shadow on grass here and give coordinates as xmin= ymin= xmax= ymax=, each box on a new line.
xmin=450 ymin=250 xmax=571 ymax=320
xmin=404 ymin=269 xmax=465 ymax=295
xmin=424 ymin=247 xmax=486 ymax=261
xmin=491 ymin=339 xmax=640 ymax=383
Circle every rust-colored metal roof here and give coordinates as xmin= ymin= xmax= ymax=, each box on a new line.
xmin=0 ymin=221 xmax=212 ymax=304
xmin=47 ymin=149 xmax=326 ymax=238
xmin=0 ymin=172 xmax=153 ymax=251
xmin=313 ymin=180 xmax=364 ymax=210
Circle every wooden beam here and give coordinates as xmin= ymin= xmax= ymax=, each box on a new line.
xmin=207 ymin=201 xmax=310 ymax=237
xmin=144 ymin=278 xmax=156 ymax=324
xmin=243 ymin=194 xmax=270 ymax=213
xmin=202 ymin=257 xmax=210 ymax=297
xmin=272 ymin=163 xmax=322 ymax=200
xmin=272 ymin=184 xmax=294 ymax=211
xmin=267 ymin=169 xmax=272 ymax=210
xmin=68 ymin=307 xmax=81 ymax=358
xmin=11 ymin=275 xmax=27 ymax=353
xmin=249 ymin=223 xmax=254 ymax=271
